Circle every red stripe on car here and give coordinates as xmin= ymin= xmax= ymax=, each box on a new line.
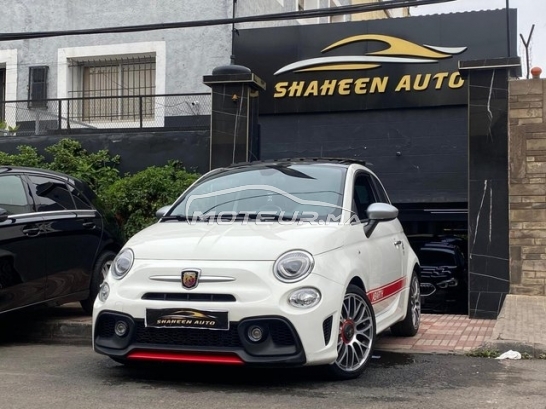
xmin=367 ymin=277 xmax=406 ymax=304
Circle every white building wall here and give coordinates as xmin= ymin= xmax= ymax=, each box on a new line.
xmin=0 ymin=0 xmax=353 ymax=101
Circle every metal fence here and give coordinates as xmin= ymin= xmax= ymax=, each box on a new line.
xmin=0 ymin=93 xmax=211 ymax=137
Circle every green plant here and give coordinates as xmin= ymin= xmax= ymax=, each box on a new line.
xmin=0 ymin=145 xmax=46 ymax=167
xmin=104 ymin=161 xmax=200 ymax=238
xmin=539 ymin=353 xmax=546 ymax=359
xmin=466 ymin=347 xmax=500 ymax=358
xmin=0 ymin=120 xmax=20 ymax=134
xmin=45 ymin=138 xmax=121 ymax=196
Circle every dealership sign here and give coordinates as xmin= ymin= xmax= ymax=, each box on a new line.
xmin=234 ymin=10 xmax=516 ymax=114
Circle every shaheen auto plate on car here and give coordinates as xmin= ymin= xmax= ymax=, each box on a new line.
xmin=145 ymin=308 xmax=229 ymax=330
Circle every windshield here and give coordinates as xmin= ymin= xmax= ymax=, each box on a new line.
xmin=168 ymin=164 xmax=347 ymax=222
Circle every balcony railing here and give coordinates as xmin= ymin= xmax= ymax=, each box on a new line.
xmin=0 ymin=93 xmax=211 ymax=137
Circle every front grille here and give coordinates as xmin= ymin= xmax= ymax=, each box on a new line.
xmin=142 ymin=293 xmax=236 ymax=302
xmin=322 ymin=316 xmax=334 ymax=346
xmin=269 ymin=320 xmax=296 ymax=346
xmin=134 ymin=320 xmax=243 ymax=348
xmin=96 ymin=314 xmax=116 ymax=338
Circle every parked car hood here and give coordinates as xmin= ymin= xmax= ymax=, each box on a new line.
xmin=126 ymin=221 xmax=345 ymax=261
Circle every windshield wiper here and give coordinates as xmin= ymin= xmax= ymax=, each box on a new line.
xmin=160 ymin=215 xmax=196 ymax=222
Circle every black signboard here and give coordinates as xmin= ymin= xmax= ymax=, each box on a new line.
xmin=234 ymin=9 xmax=517 ymax=114
xmin=146 ymin=308 xmax=229 ymax=330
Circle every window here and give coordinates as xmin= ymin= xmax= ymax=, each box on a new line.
xmin=352 ymin=173 xmax=377 ymax=221
xmin=69 ymin=57 xmax=155 ymax=122
xmin=28 ymin=66 xmax=48 ymax=109
xmin=67 ymin=184 xmax=93 ymax=210
xmin=28 ymin=176 xmax=76 ymax=212
xmin=0 ymin=175 xmax=31 ymax=215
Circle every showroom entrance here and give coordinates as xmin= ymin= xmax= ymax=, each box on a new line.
xmin=234 ymin=8 xmax=519 ymax=318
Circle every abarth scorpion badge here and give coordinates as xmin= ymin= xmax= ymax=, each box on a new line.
xmin=182 ymin=269 xmax=200 ymax=289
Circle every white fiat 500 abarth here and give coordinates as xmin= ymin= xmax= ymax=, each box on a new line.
xmin=93 ymin=158 xmax=420 ymax=379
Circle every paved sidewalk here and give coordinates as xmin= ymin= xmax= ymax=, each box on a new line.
xmin=376 ymin=314 xmax=496 ymax=354
xmin=484 ymin=294 xmax=546 ymax=357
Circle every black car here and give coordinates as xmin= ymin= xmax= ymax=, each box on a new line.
xmin=409 ymin=237 xmax=468 ymax=314
xmin=0 ymin=166 xmax=124 ymax=315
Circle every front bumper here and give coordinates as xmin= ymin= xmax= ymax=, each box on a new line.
xmin=94 ymin=311 xmax=317 ymax=366
xmin=93 ymin=258 xmax=344 ymax=366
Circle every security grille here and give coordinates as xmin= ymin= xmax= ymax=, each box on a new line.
xmin=68 ymin=56 xmax=156 ymax=122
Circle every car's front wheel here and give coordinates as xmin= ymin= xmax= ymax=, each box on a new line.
xmin=81 ymin=251 xmax=116 ymax=315
xmin=328 ymin=284 xmax=376 ymax=380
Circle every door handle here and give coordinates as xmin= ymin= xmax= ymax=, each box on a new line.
xmin=22 ymin=226 xmax=41 ymax=236
xmin=394 ymin=240 xmax=402 ymax=246
xmin=82 ymin=221 xmax=96 ymax=229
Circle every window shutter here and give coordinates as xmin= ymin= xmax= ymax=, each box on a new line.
xmin=28 ymin=66 xmax=48 ymax=108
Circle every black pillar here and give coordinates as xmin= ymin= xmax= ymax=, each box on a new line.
xmin=459 ymin=57 xmax=521 ymax=319
xmin=203 ymin=65 xmax=266 ymax=170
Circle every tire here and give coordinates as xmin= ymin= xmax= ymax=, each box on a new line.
xmin=80 ymin=250 xmax=116 ymax=315
xmin=390 ymin=271 xmax=421 ymax=337
xmin=327 ymin=284 xmax=376 ymax=380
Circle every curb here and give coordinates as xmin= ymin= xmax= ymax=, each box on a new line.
xmin=28 ymin=319 xmax=92 ymax=346
xmin=482 ymin=340 xmax=546 ymax=358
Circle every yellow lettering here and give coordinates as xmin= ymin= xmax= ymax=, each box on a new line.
xmin=395 ymin=75 xmax=412 ymax=92
xmin=448 ymin=72 xmax=465 ymax=89
xmin=413 ymin=74 xmax=431 ymax=91
xmin=354 ymin=78 xmax=369 ymax=95
xmin=370 ymin=76 xmax=388 ymax=93
xmin=304 ymin=81 xmax=319 ymax=97
xmin=433 ymin=72 xmax=449 ymax=89
xmin=288 ymin=81 xmax=305 ymax=97
xmin=338 ymin=79 xmax=353 ymax=95
xmin=274 ymin=82 xmax=288 ymax=98
xmin=320 ymin=80 xmax=337 ymax=96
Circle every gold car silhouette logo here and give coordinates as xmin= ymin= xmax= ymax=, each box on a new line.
xmin=273 ymin=34 xmax=468 ymax=99
xmin=274 ymin=34 xmax=467 ymax=75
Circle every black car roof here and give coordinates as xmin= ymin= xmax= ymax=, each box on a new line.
xmin=0 ymin=166 xmax=80 ymax=184
xmin=227 ymin=157 xmax=369 ymax=169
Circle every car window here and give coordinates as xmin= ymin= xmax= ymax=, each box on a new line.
xmin=0 ymin=175 xmax=32 ymax=215
xmin=67 ymin=184 xmax=93 ymax=210
xmin=417 ymin=248 xmax=457 ymax=267
xmin=352 ymin=173 xmax=376 ymax=221
xmin=370 ymin=175 xmax=390 ymax=204
xmin=169 ymin=164 xmax=347 ymax=221
xmin=28 ymin=175 xmax=76 ymax=211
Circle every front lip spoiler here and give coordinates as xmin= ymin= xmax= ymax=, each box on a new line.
xmin=95 ymin=343 xmax=307 ymax=367
xmin=127 ymin=350 xmax=244 ymax=365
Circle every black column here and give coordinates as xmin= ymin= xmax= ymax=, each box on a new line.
xmin=203 ymin=65 xmax=266 ymax=170
xmin=459 ymin=57 xmax=521 ymax=319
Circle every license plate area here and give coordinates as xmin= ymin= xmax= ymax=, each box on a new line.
xmin=145 ymin=308 xmax=229 ymax=330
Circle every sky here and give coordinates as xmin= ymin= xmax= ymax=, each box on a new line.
xmin=410 ymin=0 xmax=546 ymax=78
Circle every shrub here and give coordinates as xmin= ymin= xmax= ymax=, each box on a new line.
xmin=0 ymin=145 xmax=46 ymax=168
xmin=45 ymin=139 xmax=121 ymax=196
xmin=104 ymin=161 xmax=200 ymax=239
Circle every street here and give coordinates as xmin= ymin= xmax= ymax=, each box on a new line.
xmin=0 ymin=342 xmax=545 ymax=409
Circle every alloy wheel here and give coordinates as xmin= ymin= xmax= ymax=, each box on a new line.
xmin=410 ymin=275 xmax=421 ymax=329
xmin=336 ymin=293 xmax=374 ymax=372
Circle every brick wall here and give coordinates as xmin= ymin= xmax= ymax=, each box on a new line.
xmin=509 ymin=77 xmax=546 ymax=295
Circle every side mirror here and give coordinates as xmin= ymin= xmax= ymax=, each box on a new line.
xmin=0 ymin=208 xmax=8 ymax=223
xmin=364 ymin=203 xmax=399 ymax=238
xmin=155 ymin=205 xmax=172 ymax=219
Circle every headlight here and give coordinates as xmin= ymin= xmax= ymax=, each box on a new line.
xmin=111 ymin=248 xmax=134 ymax=280
xmin=289 ymin=288 xmax=321 ymax=308
xmin=273 ymin=250 xmax=314 ymax=283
